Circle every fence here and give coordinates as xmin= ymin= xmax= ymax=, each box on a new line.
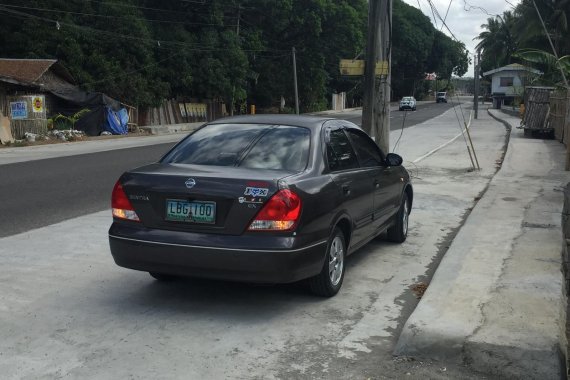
xmin=8 ymin=95 xmax=47 ymax=139
xmin=550 ymin=90 xmax=569 ymax=144
xmin=138 ymin=99 xmax=225 ymax=127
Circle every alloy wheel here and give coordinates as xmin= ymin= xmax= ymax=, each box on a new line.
xmin=329 ymin=236 xmax=344 ymax=286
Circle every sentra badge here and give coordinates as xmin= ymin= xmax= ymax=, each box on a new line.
xmin=244 ymin=187 xmax=269 ymax=197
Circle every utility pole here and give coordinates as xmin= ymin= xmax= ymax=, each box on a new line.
xmin=474 ymin=50 xmax=480 ymax=119
xmin=362 ymin=0 xmax=391 ymax=154
xmin=292 ymin=47 xmax=300 ymax=115
xmin=229 ymin=3 xmax=241 ymax=116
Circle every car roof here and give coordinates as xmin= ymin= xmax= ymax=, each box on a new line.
xmin=209 ymin=114 xmax=335 ymax=130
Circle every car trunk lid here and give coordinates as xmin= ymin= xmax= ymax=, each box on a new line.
xmin=121 ymin=163 xmax=289 ymax=235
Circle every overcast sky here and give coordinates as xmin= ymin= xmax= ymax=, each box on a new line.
xmin=401 ymin=0 xmax=520 ymax=77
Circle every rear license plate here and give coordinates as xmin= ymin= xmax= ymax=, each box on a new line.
xmin=165 ymin=200 xmax=216 ymax=224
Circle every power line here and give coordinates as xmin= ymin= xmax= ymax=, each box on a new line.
xmin=0 ymin=3 xmax=238 ymax=27
xmin=441 ymin=0 xmax=453 ymax=32
xmin=425 ymin=0 xmax=462 ymax=45
xmin=81 ymin=53 xmax=180 ymax=87
xmin=462 ymin=0 xmax=501 ymax=17
xmin=0 ymin=6 xmax=288 ymax=53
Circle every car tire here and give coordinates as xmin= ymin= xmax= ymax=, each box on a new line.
xmin=413 ymin=106 xmax=416 ymax=111
xmin=399 ymin=107 xmax=403 ymax=111
xmin=386 ymin=195 xmax=410 ymax=243
xmin=308 ymin=227 xmax=346 ymax=297
xmin=149 ymin=272 xmax=177 ymax=281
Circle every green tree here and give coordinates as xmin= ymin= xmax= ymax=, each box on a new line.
xmin=475 ymin=11 xmax=518 ymax=73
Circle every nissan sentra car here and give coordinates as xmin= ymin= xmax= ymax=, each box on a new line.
xmin=109 ymin=115 xmax=412 ymax=297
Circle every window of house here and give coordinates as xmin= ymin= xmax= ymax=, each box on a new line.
xmin=500 ymin=77 xmax=514 ymax=87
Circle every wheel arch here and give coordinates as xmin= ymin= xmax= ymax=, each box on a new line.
xmin=404 ymin=184 xmax=413 ymax=212
xmin=330 ymin=213 xmax=352 ymax=250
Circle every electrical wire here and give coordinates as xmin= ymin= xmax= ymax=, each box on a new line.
xmin=0 ymin=3 xmax=238 ymax=27
xmin=441 ymin=0 xmax=453 ymax=32
xmin=80 ymin=53 xmax=180 ymax=87
xmin=0 ymin=6 xmax=289 ymax=53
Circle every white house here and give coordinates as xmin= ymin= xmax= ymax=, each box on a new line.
xmin=483 ymin=63 xmax=542 ymax=108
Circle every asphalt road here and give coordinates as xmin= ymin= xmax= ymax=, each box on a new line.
xmin=336 ymin=100 xmax=459 ymax=129
xmin=0 ymin=142 xmax=176 ymax=238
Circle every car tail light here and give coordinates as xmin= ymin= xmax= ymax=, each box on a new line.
xmin=111 ymin=180 xmax=140 ymax=222
xmin=248 ymin=189 xmax=302 ymax=231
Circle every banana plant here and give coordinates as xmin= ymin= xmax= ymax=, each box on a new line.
xmin=514 ymin=48 xmax=570 ymax=87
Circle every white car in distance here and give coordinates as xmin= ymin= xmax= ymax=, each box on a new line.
xmin=399 ymin=96 xmax=416 ymax=111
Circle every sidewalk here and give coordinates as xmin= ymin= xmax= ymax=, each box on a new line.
xmin=394 ymin=109 xmax=569 ymax=378
xmin=0 ymin=133 xmax=186 ymax=166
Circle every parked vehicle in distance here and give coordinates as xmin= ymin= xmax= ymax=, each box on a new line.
xmin=436 ymin=92 xmax=448 ymax=103
xmin=108 ymin=115 xmax=413 ymax=297
xmin=399 ymin=96 xmax=417 ymax=111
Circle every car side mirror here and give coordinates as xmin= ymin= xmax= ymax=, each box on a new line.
xmin=385 ymin=153 xmax=403 ymax=167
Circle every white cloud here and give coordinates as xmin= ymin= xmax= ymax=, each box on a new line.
xmin=401 ymin=0 xmax=520 ymax=76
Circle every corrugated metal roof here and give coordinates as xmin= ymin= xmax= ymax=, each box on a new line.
xmin=0 ymin=58 xmax=58 ymax=84
xmin=483 ymin=63 xmax=542 ymax=76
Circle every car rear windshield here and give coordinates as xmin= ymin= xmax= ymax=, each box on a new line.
xmin=437 ymin=92 xmax=446 ymax=96
xmin=161 ymin=123 xmax=311 ymax=172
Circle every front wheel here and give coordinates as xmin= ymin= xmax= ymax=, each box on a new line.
xmin=386 ymin=195 xmax=410 ymax=243
xmin=308 ymin=227 xmax=346 ymax=297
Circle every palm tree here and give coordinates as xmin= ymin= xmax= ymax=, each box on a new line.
xmin=513 ymin=0 xmax=570 ymax=56
xmin=475 ymin=11 xmax=518 ymax=70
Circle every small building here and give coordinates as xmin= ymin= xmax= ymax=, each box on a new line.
xmin=0 ymin=58 xmax=128 ymax=140
xmin=483 ymin=63 xmax=542 ymax=109
xmin=0 ymin=59 xmax=77 ymax=139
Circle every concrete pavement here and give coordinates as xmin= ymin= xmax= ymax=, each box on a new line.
xmin=0 ymin=103 xmax=511 ymax=379
xmin=395 ymin=109 xmax=569 ymax=379
xmin=3 ymin=102 xmax=565 ymax=378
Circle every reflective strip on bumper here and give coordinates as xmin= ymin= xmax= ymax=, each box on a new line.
xmin=108 ymin=234 xmax=327 ymax=253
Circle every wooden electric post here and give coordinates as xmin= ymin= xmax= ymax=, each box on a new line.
xmin=362 ymin=0 xmax=391 ymax=154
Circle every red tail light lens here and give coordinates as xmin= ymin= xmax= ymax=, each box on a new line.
xmin=248 ymin=189 xmax=302 ymax=231
xmin=111 ymin=181 xmax=140 ymax=222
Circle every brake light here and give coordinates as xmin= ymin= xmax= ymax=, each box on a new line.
xmin=248 ymin=189 xmax=302 ymax=231
xmin=111 ymin=181 xmax=140 ymax=222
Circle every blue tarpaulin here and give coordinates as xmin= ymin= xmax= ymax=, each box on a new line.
xmin=105 ymin=107 xmax=129 ymax=135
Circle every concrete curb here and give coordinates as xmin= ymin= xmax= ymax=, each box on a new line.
xmin=139 ymin=122 xmax=204 ymax=135
xmin=394 ymin=109 xmax=568 ymax=379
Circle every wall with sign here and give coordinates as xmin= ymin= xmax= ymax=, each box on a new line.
xmin=8 ymin=95 xmax=47 ymax=138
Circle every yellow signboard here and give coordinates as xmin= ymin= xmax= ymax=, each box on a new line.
xmin=32 ymin=96 xmax=44 ymax=113
xmin=339 ymin=60 xmax=389 ymax=76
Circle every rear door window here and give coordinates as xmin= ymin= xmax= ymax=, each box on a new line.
xmin=326 ymin=129 xmax=359 ymax=171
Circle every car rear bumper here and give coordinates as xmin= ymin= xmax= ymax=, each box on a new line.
xmin=108 ymin=223 xmax=327 ymax=284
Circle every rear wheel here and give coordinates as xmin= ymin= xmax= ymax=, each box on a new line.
xmin=308 ymin=227 xmax=346 ymax=297
xmin=386 ymin=195 xmax=410 ymax=243
xmin=149 ymin=272 xmax=177 ymax=281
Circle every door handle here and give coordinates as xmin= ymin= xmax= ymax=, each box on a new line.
xmin=342 ymin=184 xmax=351 ymax=196
xmin=373 ymin=180 xmax=380 ymax=189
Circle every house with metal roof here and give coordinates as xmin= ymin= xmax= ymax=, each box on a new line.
xmin=0 ymin=58 xmax=126 ymax=140
xmin=483 ymin=63 xmax=542 ymax=108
